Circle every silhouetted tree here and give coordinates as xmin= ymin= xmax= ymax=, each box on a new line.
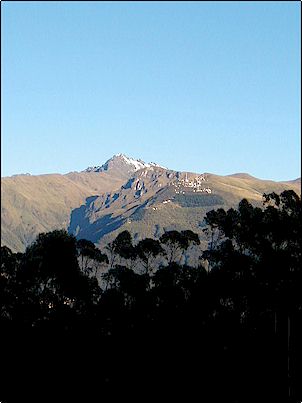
xmin=135 ymin=238 xmax=164 ymax=276
xmin=0 ymin=246 xmax=22 ymax=321
xmin=105 ymin=231 xmax=136 ymax=269
xmin=77 ymin=238 xmax=108 ymax=277
xmin=160 ymin=230 xmax=200 ymax=264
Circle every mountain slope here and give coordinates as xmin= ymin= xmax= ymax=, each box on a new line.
xmin=1 ymin=171 xmax=125 ymax=252
xmin=1 ymin=154 xmax=164 ymax=251
xmin=2 ymin=154 xmax=300 ymax=252
xmin=67 ymin=167 xmax=301 ymax=250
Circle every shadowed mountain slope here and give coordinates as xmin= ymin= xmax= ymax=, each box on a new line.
xmin=67 ymin=167 xmax=301 ymax=250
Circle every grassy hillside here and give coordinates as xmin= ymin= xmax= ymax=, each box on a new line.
xmin=1 ymin=172 xmax=125 ymax=252
xmin=2 ymin=167 xmax=300 ymax=253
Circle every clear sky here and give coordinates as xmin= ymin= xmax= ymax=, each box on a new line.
xmin=1 ymin=1 xmax=301 ymax=181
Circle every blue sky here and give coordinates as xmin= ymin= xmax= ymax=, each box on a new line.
xmin=1 ymin=1 xmax=301 ymax=180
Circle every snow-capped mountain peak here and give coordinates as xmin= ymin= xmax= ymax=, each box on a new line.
xmin=84 ymin=154 xmax=167 ymax=176
xmin=114 ymin=154 xmax=148 ymax=170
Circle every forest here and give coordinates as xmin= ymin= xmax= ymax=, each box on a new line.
xmin=1 ymin=190 xmax=301 ymax=402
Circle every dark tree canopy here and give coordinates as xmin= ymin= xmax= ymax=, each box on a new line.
xmin=0 ymin=191 xmax=301 ymax=402
xmin=160 ymin=229 xmax=200 ymax=263
xmin=113 ymin=230 xmax=136 ymax=260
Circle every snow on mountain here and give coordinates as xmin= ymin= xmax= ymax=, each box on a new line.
xmin=84 ymin=154 xmax=167 ymax=174
xmin=149 ymin=161 xmax=168 ymax=169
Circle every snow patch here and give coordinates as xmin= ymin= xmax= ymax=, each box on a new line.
xmin=84 ymin=154 xmax=168 ymax=173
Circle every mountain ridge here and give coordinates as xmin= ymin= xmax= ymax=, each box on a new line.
xmin=83 ymin=153 xmax=167 ymax=178
xmin=67 ymin=165 xmax=301 ymax=251
xmin=1 ymin=154 xmax=301 ymax=252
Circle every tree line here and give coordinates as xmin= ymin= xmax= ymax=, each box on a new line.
xmin=1 ymin=190 xmax=301 ymax=402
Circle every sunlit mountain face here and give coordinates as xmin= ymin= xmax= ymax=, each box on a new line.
xmin=1 ymin=153 xmax=300 ymax=252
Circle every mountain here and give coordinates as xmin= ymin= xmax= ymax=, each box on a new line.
xmin=1 ymin=171 xmax=125 ymax=252
xmin=67 ymin=166 xmax=301 ymax=252
xmin=84 ymin=153 xmax=167 ymax=179
xmin=1 ymin=154 xmax=300 ymax=252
